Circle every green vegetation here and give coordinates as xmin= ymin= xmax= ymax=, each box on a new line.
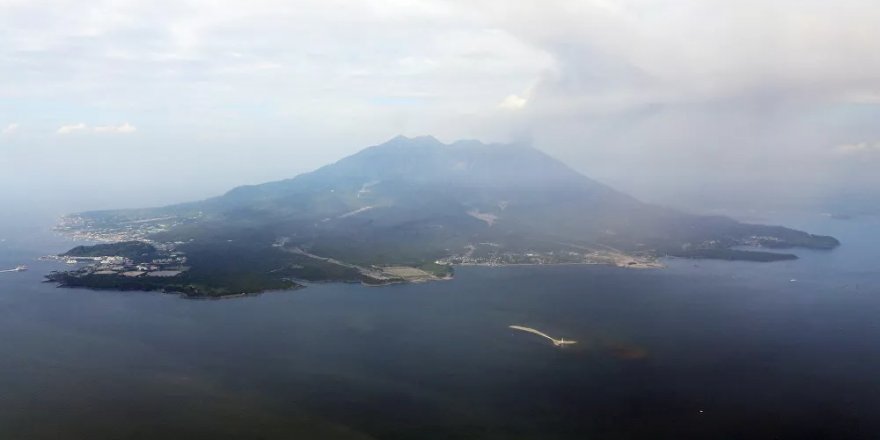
xmin=175 ymin=240 xmax=304 ymax=295
xmin=417 ymin=261 xmax=453 ymax=278
xmin=46 ymin=271 xmax=296 ymax=297
xmin=275 ymin=253 xmax=362 ymax=283
xmin=63 ymin=241 xmax=159 ymax=263
xmin=752 ymin=234 xmax=840 ymax=250
xmin=668 ymin=248 xmax=798 ymax=262
xmin=51 ymin=239 xmax=307 ymax=297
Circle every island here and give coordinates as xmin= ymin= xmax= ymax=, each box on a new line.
xmin=48 ymin=135 xmax=839 ymax=298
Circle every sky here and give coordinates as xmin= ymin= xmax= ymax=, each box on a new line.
xmin=1 ymin=0 xmax=879 ymax=214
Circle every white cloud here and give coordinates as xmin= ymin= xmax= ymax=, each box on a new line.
xmin=57 ymin=122 xmax=137 ymax=134
xmin=498 ymin=94 xmax=527 ymax=111
xmin=1 ymin=123 xmax=18 ymax=135
xmin=2 ymin=1 xmax=879 ymax=118
xmin=57 ymin=123 xmax=88 ymax=134
xmin=833 ymin=141 xmax=880 ymax=155
xmin=94 ymin=122 xmax=137 ymax=134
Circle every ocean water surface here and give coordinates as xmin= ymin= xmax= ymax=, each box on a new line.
xmin=0 ymin=212 xmax=878 ymax=439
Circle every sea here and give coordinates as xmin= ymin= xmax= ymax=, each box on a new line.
xmin=0 ymin=211 xmax=878 ymax=439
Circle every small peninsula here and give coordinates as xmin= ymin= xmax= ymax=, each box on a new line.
xmin=47 ymin=239 xmax=450 ymax=298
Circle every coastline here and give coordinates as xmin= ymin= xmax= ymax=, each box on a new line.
xmin=44 ymin=257 xmax=656 ymax=299
xmin=452 ymin=260 xmax=665 ymax=270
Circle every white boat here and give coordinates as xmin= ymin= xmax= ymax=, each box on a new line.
xmin=65 ymin=259 xmax=77 ymax=265
xmin=14 ymin=265 xmax=27 ymax=272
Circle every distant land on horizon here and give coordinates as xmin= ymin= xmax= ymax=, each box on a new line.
xmin=47 ymin=135 xmax=839 ymax=297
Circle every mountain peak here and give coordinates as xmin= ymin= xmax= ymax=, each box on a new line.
xmin=313 ymin=134 xmax=595 ymax=191
xmin=381 ymin=135 xmax=523 ymax=151
xmin=382 ymin=134 xmax=443 ymax=147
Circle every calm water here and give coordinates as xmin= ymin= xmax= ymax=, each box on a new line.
xmin=0 ymin=212 xmax=878 ymax=439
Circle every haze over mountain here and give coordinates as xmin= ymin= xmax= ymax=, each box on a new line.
xmin=50 ymin=135 xmax=839 ymax=296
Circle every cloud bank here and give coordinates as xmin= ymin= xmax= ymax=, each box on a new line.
xmin=93 ymin=123 xmax=137 ymax=134
xmin=57 ymin=123 xmax=136 ymax=134
xmin=57 ymin=123 xmax=89 ymax=134
xmin=1 ymin=0 xmax=878 ymax=209
xmin=834 ymin=142 xmax=880 ymax=155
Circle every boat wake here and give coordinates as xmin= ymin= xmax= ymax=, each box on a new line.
xmin=509 ymin=325 xmax=577 ymax=347
xmin=0 ymin=265 xmax=27 ymax=273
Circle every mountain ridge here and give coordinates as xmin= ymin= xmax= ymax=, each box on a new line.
xmin=50 ymin=135 xmax=839 ymax=297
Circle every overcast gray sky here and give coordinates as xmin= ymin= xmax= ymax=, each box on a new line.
xmin=1 ymin=0 xmax=878 ymax=213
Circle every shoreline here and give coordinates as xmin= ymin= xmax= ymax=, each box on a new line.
xmin=452 ymin=261 xmax=665 ymax=270
xmin=44 ymin=259 xmax=650 ymax=299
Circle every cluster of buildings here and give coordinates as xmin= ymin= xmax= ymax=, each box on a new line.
xmin=46 ymin=251 xmax=189 ymax=279
xmin=438 ymin=249 xmax=585 ymax=266
xmin=54 ymin=214 xmax=182 ymax=243
xmin=92 ymin=252 xmax=189 ymax=278
xmin=437 ymin=245 xmax=660 ymax=268
xmin=52 ymin=214 xmax=197 ymax=278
